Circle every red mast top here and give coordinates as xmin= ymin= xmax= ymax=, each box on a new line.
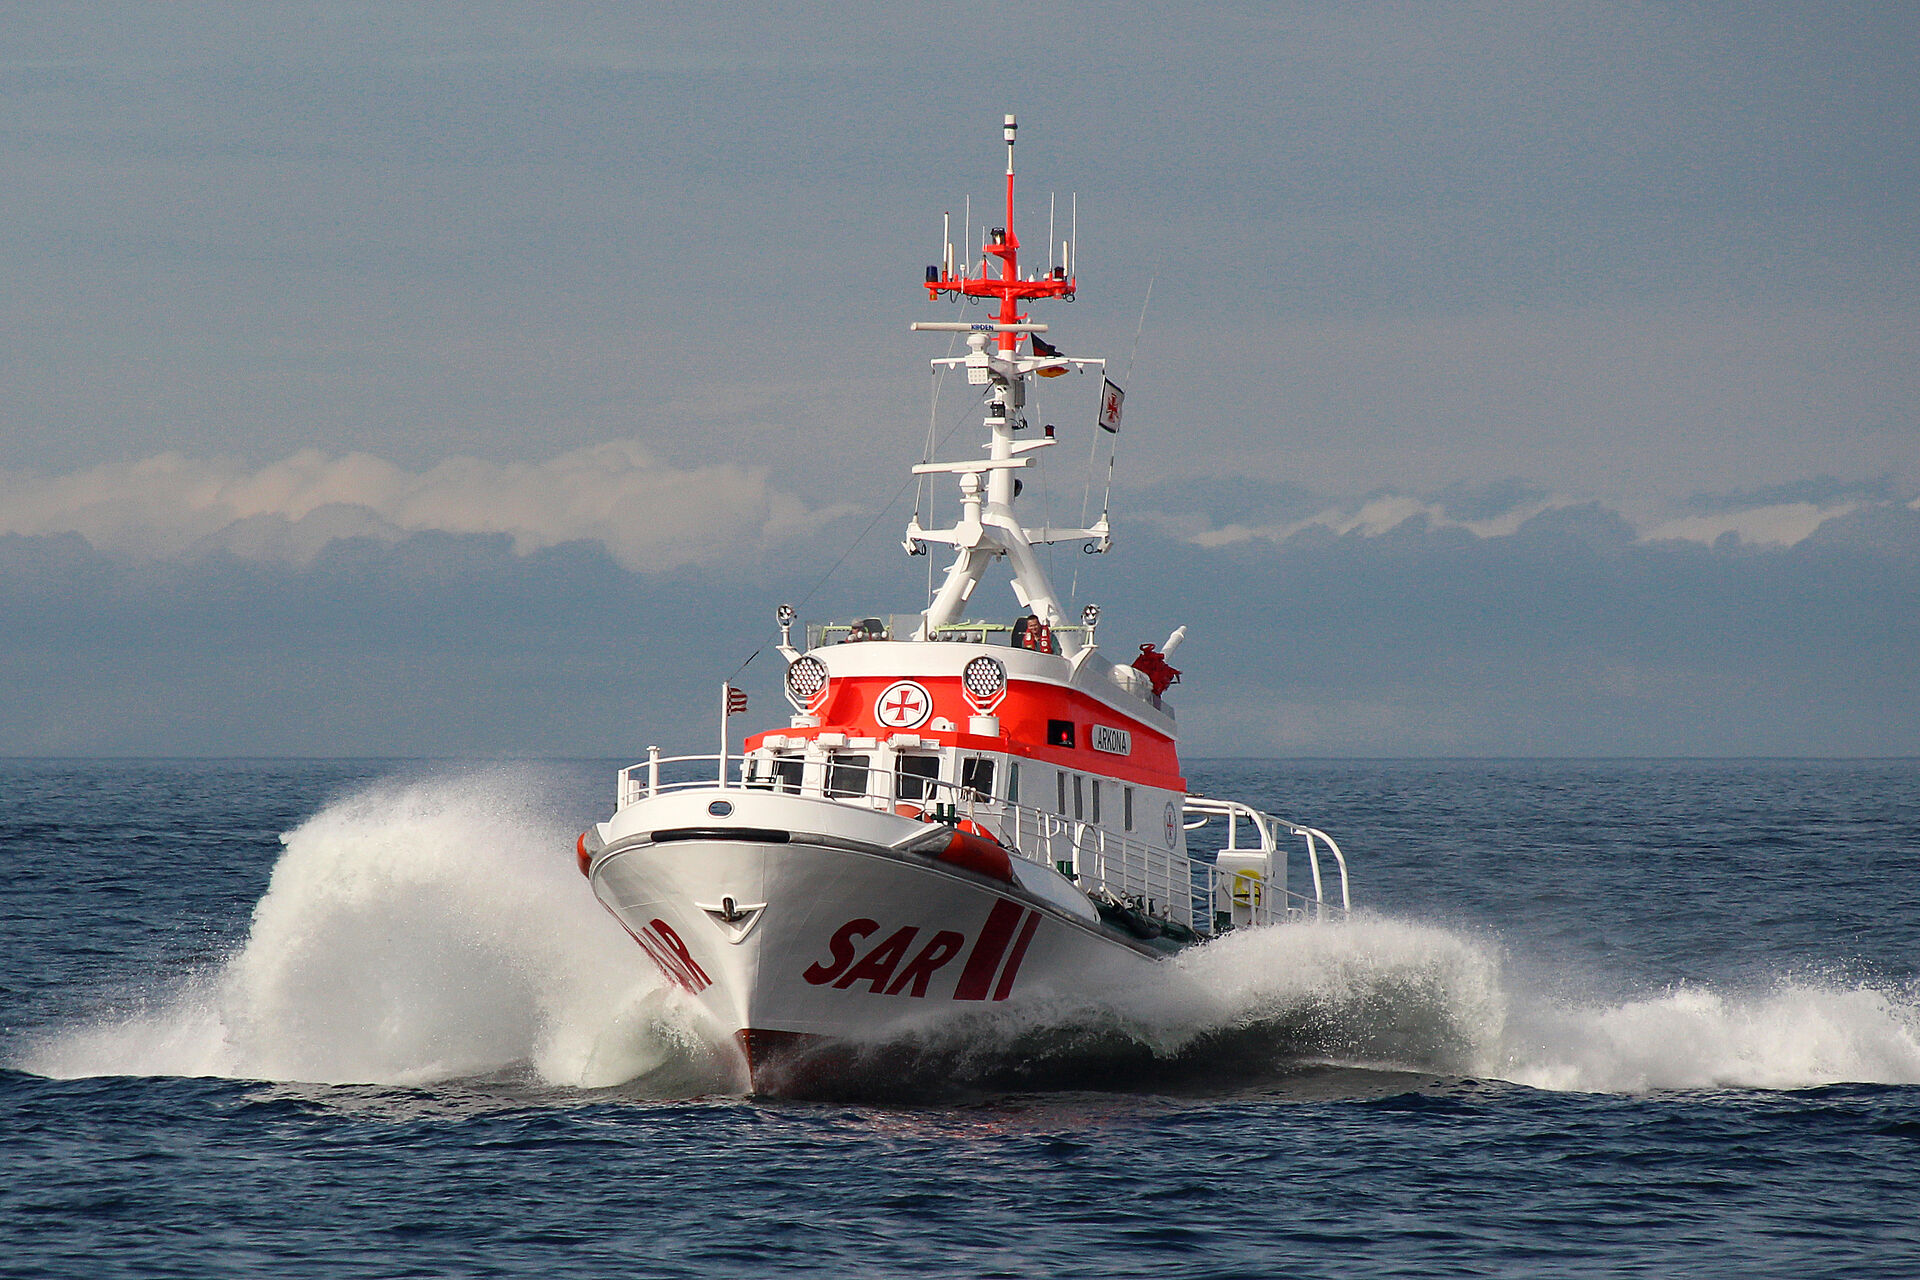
xmin=924 ymin=115 xmax=1076 ymax=355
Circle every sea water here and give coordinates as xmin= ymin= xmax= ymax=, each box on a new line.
xmin=3 ymin=758 xmax=1918 ymax=1277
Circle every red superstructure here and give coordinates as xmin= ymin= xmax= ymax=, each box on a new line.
xmin=745 ymin=671 xmax=1184 ymax=791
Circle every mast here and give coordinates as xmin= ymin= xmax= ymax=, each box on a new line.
xmin=909 ymin=115 xmax=1110 ymax=647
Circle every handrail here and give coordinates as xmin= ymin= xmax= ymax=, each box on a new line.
xmin=806 ymin=618 xmax=1094 ymax=648
xmin=613 ymin=754 xmax=1350 ymax=932
xmin=1295 ymin=825 xmax=1351 ymax=914
xmin=1182 ymin=793 xmax=1352 ymax=922
xmin=617 ymin=750 xmax=1207 ymax=926
xmin=618 ymin=751 xmax=998 ymax=822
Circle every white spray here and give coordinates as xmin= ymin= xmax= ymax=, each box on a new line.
xmin=22 ymin=771 xmax=1920 ymax=1095
xmin=23 ymin=769 xmax=723 ymax=1090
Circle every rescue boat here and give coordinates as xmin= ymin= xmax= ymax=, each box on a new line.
xmin=577 ymin=116 xmax=1352 ymax=1093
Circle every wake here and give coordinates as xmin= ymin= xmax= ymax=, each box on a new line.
xmin=1151 ymin=921 xmax=1920 ymax=1094
xmin=20 ymin=772 xmax=1920 ymax=1096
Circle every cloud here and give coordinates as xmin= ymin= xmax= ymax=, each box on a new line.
xmin=1638 ymin=501 xmax=1862 ymax=549
xmin=1128 ymin=477 xmax=1916 ymax=552
xmin=3 ymin=469 xmax=1915 ymax=757
xmin=1184 ymin=492 xmax=1573 ymax=550
xmin=0 ymin=528 xmax=777 ymax=756
xmin=0 ymin=441 xmax=849 ymax=572
xmin=1094 ymin=502 xmax=1920 ymax=758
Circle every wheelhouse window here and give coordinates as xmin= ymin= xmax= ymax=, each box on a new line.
xmin=961 ymin=756 xmax=995 ymax=801
xmin=826 ymin=753 xmax=871 ymax=799
xmin=896 ymin=753 xmax=940 ymax=802
xmin=746 ymin=753 xmax=803 ymax=794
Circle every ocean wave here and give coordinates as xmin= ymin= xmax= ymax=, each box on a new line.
xmin=22 ymin=773 xmax=1920 ymax=1097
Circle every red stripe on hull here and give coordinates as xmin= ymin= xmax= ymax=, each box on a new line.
xmin=992 ymin=909 xmax=1042 ymax=1001
xmin=952 ymin=897 xmax=1025 ymax=1000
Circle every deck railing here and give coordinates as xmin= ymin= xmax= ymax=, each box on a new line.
xmin=1182 ymin=795 xmax=1351 ymax=925
xmin=615 ymin=751 xmax=1347 ymax=934
xmin=804 ymin=617 xmax=1094 ymax=648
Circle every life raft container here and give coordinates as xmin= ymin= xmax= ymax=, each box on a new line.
xmin=896 ymin=805 xmax=1015 ymax=883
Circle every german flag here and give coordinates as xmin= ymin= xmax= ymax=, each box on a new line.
xmin=1031 ymin=334 xmax=1069 ymax=377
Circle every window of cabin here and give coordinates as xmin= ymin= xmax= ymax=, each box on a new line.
xmin=1007 ymin=761 xmax=1020 ymax=804
xmin=1056 ymin=770 xmax=1068 ymax=816
xmin=961 ymin=756 xmax=995 ymax=801
xmin=1124 ymin=786 xmax=1135 ymax=831
xmin=826 ymin=753 xmax=870 ymax=799
xmin=896 ymin=753 xmax=940 ymax=802
xmin=1090 ymin=780 xmax=1101 ymax=824
xmin=747 ymin=753 xmax=802 ymax=794
xmin=1072 ymin=774 xmax=1084 ymax=820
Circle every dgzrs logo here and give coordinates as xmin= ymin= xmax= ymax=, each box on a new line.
xmin=874 ymin=680 xmax=933 ymax=730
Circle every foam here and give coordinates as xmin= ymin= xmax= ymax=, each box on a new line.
xmin=1497 ymin=980 xmax=1920 ymax=1093
xmin=22 ymin=769 xmax=719 ymax=1091
xmin=1148 ymin=920 xmax=1920 ymax=1092
xmin=23 ymin=773 xmax=1920 ymax=1095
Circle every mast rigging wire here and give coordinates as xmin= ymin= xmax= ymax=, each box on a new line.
xmin=726 ymin=344 xmax=977 ymax=682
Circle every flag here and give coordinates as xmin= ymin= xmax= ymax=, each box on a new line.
xmin=1098 ymin=378 xmax=1124 ymax=433
xmin=1031 ymin=334 xmax=1068 ymax=377
xmin=726 ymin=686 xmax=748 ymax=716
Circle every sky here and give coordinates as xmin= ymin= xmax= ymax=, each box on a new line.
xmin=2 ymin=2 xmax=1916 ymax=757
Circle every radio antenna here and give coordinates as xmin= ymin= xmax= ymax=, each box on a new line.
xmin=1048 ymin=192 xmax=1056 ymax=275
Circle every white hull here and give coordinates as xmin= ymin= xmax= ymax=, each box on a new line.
xmin=586 ymin=789 xmax=1161 ymax=1090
